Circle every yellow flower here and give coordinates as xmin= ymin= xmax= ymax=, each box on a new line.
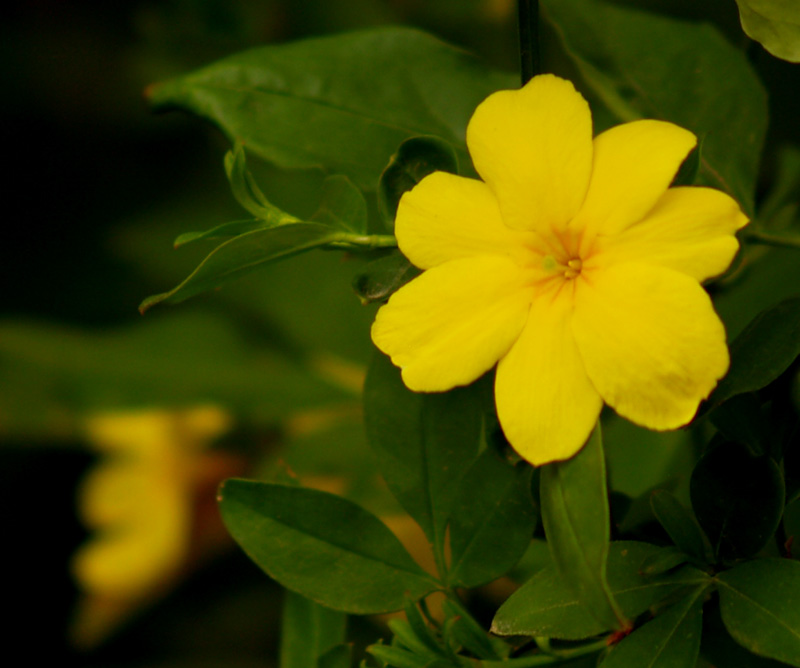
xmin=371 ymin=75 xmax=747 ymax=466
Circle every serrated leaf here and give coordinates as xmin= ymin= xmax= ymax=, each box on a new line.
xmin=352 ymin=252 xmax=420 ymax=305
xmin=492 ymin=541 xmax=711 ymax=640
xmin=718 ymin=558 xmax=800 ymax=666
xmin=446 ymin=450 xmax=536 ymax=589
xmin=280 ymin=590 xmax=347 ymax=668
xmin=363 ymin=353 xmax=486 ymax=570
xmin=540 ymin=423 xmax=626 ymax=631
xmin=709 ymin=297 xmax=800 ymax=407
xmin=735 ymin=0 xmax=800 ymax=62
xmin=218 ymin=479 xmax=438 ymax=614
xmin=690 ymin=441 xmax=784 ymax=560
xmin=378 ymin=136 xmax=459 ymax=227
xmin=148 ymin=27 xmax=515 ymax=189
xmin=139 ymin=222 xmax=342 ymax=312
xmin=600 ymin=584 xmax=706 ymax=668
xmin=542 ymin=0 xmax=767 ymax=216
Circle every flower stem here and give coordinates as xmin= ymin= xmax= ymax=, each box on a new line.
xmin=744 ymin=230 xmax=800 ymax=251
xmin=326 ymin=233 xmax=398 ymax=251
xmin=518 ymin=0 xmax=541 ymax=85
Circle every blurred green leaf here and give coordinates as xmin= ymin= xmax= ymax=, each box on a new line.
xmin=492 ymin=541 xmax=711 ymax=640
xmin=446 ymin=449 xmax=536 ymax=589
xmin=709 ymin=297 xmax=800 ymax=407
xmin=363 ymin=353 xmax=487 ymax=573
xmin=735 ymin=0 xmax=800 ymax=62
xmin=650 ymin=490 xmax=712 ymax=564
xmin=318 ymin=644 xmax=352 ymax=668
xmin=280 ymin=590 xmax=347 ymax=668
xmin=352 ymin=251 xmax=421 ymax=305
xmin=148 ymin=27 xmax=516 ymax=190
xmin=441 ymin=599 xmax=504 ymax=661
xmin=542 ymin=0 xmax=767 ymax=216
xmin=218 ymin=479 xmax=438 ymax=614
xmin=690 ymin=441 xmax=784 ymax=560
xmin=718 ymin=558 xmax=800 ymax=666
xmin=378 ymin=136 xmax=459 ymax=227
xmin=600 ymin=584 xmax=706 ymax=668
xmin=540 ymin=424 xmax=626 ymax=631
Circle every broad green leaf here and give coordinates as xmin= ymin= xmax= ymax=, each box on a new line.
xmin=363 ymin=353 xmax=487 ymax=570
xmin=139 ymin=222 xmax=343 ymax=312
xmin=600 ymin=584 xmax=706 ymax=668
xmin=311 ymin=175 xmax=368 ymax=234
xmin=718 ymin=558 xmax=800 ymax=666
xmin=446 ymin=449 xmax=536 ymax=589
xmin=650 ymin=490 xmax=712 ymax=564
xmin=709 ymin=297 xmax=800 ymax=407
xmin=542 ymin=0 xmax=767 ymax=216
xmin=690 ymin=441 xmax=784 ymax=560
xmin=378 ymin=136 xmax=459 ymax=227
xmin=639 ymin=546 xmax=691 ymax=577
xmin=352 ymin=251 xmax=421 ymax=305
xmin=148 ymin=27 xmax=516 ymax=189
xmin=492 ymin=541 xmax=711 ymax=640
xmin=280 ymin=590 xmax=347 ymax=668
xmin=218 ymin=479 xmax=438 ymax=614
xmin=540 ymin=423 xmax=626 ymax=630
xmin=735 ymin=0 xmax=800 ymax=62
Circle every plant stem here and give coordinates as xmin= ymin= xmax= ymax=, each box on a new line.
xmin=518 ymin=0 xmax=540 ymax=85
xmin=327 ymin=233 xmax=398 ymax=251
xmin=744 ymin=230 xmax=800 ymax=251
xmin=481 ymin=638 xmax=608 ymax=667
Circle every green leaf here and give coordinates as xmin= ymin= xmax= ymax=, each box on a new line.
xmin=600 ymin=585 xmax=706 ymax=668
xmin=718 ymin=558 xmax=800 ymax=666
xmin=280 ymin=590 xmax=347 ymax=668
xmin=318 ymin=645 xmax=352 ymax=668
xmin=650 ymin=490 xmax=712 ymax=564
xmin=139 ymin=222 xmax=342 ymax=312
xmin=492 ymin=541 xmax=711 ymax=640
xmin=363 ymin=353 xmax=487 ymax=573
xmin=311 ymin=175 xmax=368 ymax=234
xmin=446 ymin=449 xmax=536 ymax=589
xmin=352 ymin=251 xmax=421 ymax=305
xmin=709 ymin=297 xmax=800 ymax=407
xmin=218 ymin=479 xmax=438 ymax=614
xmin=173 ymin=218 xmax=271 ymax=247
xmin=690 ymin=441 xmax=785 ymax=560
xmin=441 ymin=599 xmax=505 ymax=661
xmin=378 ymin=136 xmax=459 ymax=227
xmin=542 ymin=0 xmax=767 ymax=216
xmin=735 ymin=0 xmax=800 ymax=62
xmin=540 ymin=423 xmax=626 ymax=631
xmin=148 ymin=27 xmax=516 ymax=190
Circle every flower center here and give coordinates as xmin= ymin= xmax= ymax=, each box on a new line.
xmin=541 ymin=255 xmax=583 ymax=280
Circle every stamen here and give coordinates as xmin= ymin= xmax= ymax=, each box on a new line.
xmin=567 ymin=258 xmax=582 ymax=271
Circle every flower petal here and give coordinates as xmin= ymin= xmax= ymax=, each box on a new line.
xmin=495 ymin=287 xmax=603 ymax=466
xmin=466 ymin=74 xmax=593 ymax=232
xmin=371 ymin=256 xmax=532 ymax=392
xmin=396 ymin=171 xmax=530 ymax=270
xmin=572 ymin=263 xmax=729 ymax=430
xmin=594 ymin=186 xmax=748 ymax=281
xmin=573 ymin=120 xmax=697 ymax=244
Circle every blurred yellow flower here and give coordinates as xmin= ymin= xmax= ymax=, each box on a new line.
xmin=372 ymin=74 xmax=747 ymax=466
xmin=71 ymin=406 xmax=234 ymax=647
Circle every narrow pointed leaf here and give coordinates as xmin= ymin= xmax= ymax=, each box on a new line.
xmin=218 ymin=479 xmax=438 ymax=614
xmin=600 ymin=584 xmax=706 ymax=668
xmin=650 ymin=490 xmax=712 ymax=563
xmin=718 ymin=558 xmax=800 ymax=666
xmin=540 ymin=424 xmax=626 ymax=631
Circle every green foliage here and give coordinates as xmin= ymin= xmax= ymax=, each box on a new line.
xmin=650 ymin=490 xmax=712 ymax=564
xmin=352 ymin=252 xmax=421 ymax=305
xmin=542 ymin=0 xmax=767 ymax=217
xmin=540 ymin=424 xmax=626 ymax=631
xmin=718 ymin=559 xmax=800 ymax=666
xmin=218 ymin=479 xmax=438 ymax=613
xmin=279 ymin=591 xmax=347 ymax=668
xmin=735 ymin=0 xmax=800 ymax=62
xmin=147 ymin=27 xmax=515 ymax=190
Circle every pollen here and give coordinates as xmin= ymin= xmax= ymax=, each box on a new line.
xmin=564 ymin=257 xmax=582 ymax=279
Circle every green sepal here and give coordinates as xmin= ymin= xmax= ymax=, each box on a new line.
xmin=378 ymin=135 xmax=459 ymax=228
xmin=218 ymin=479 xmax=438 ymax=614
